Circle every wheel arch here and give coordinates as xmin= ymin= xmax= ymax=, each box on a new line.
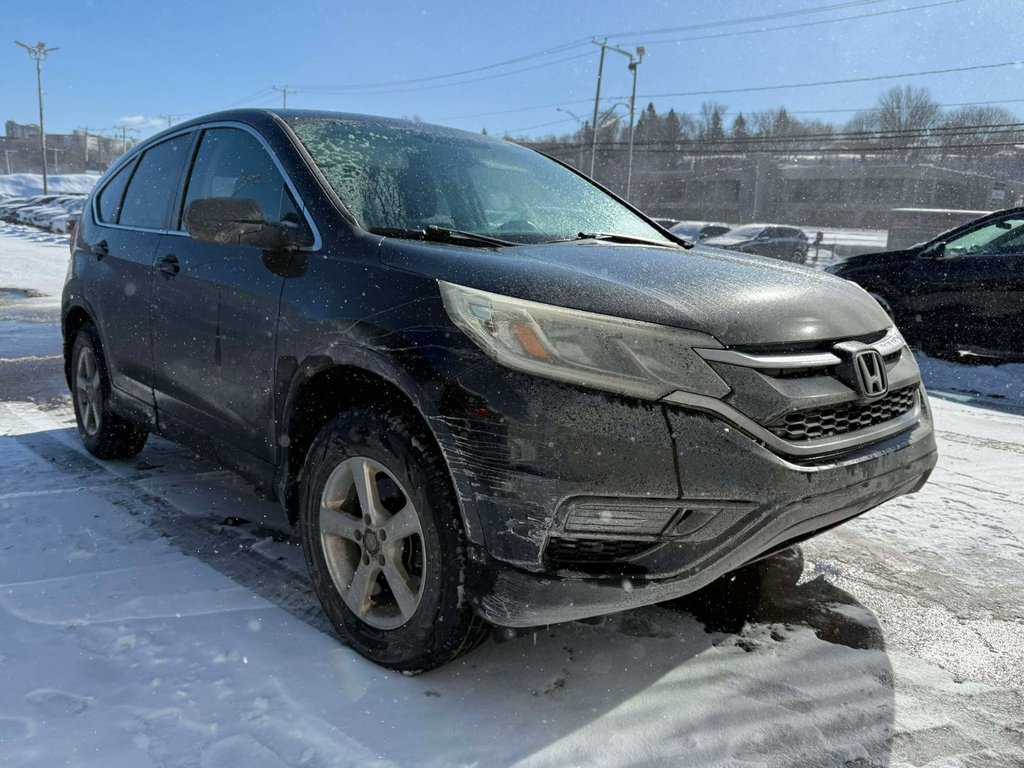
xmin=62 ymin=303 xmax=96 ymax=388
xmin=276 ymin=353 xmax=484 ymax=548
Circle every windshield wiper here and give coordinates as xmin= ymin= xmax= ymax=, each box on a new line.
xmin=369 ymin=226 xmax=517 ymax=248
xmin=554 ymin=232 xmax=692 ymax=249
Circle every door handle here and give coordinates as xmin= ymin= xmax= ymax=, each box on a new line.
xmin=157 ymin=253 xmax=180 ymax=278
xmin=91 ymin=240 xmax=109 ymax=259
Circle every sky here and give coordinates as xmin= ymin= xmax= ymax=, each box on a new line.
xmin=2 ymin=0 xmax=1023 ymax=142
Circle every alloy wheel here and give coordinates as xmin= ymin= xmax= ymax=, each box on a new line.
xmin=319 ymin=456 xmax=426 ymax=630
xmin=75 ymin=346 xmax=102 ymax=436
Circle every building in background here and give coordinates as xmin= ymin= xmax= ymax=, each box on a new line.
xmin=0 ymin=120 xmax=135 ymax=175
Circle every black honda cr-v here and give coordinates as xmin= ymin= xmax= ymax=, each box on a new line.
xmin=63 ymin=109 xmax=937 ymax=672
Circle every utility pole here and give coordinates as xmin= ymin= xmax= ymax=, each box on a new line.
xmin=158 ymin=114 xmax=174 ymax=129
xmin=49 ymin=146 xmax=64 ymax=174
xmin=589 ymin=39 xmax=608 ymax=178
xmin=272 ymin=85 xmax=296 ymax=109
xmin=589 ymin=39 xmax=643 ymax=194
xmin=2 ymin=149 xmax=15 ymax=174
xmin=14 ymin=40 xmax=59 ymax=194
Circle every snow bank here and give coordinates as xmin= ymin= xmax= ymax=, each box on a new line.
xmin=0 ymin=173 xmax=100 ymax=198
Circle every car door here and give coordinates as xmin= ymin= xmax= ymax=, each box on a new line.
xmin=84 ymin=133 xmax=194 ymax=407
xmin=150 ymin=125 xmax=309 ymax=462
xmin=906 ymin=213 xmax=1024 ymax=356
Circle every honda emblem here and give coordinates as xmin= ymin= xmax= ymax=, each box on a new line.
xmin=853 ymin=349 xmax=888 ymax=399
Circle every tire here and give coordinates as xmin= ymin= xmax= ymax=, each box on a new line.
xmin=790 ymin=249 xmax=806 ymax=264
xmin=299 ymin=405 xmax=489 ymax=673
xmin=70 ymin=323 xmax=148 ymax=460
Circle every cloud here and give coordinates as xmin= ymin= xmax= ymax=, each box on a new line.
xmin=116 ymin=115 xmax=166 ymax=130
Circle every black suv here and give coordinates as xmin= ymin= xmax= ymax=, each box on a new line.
xmin=829 ymin=207 xmax=1024 ymax=362
xmin=63 ymin=110 xmax=937 ymax=672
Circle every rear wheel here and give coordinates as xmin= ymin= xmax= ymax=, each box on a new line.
xmin=299 ymin=405 xmax=489 ymax=672
xmin=70 ymin=323 xmax=148 ymax=459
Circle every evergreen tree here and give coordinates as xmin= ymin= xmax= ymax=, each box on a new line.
xmin=731 ymin=112 xmax=749 ymax=139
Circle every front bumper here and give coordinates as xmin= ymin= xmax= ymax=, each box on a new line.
xmin=437 ymin=365 xmax=937 ymax=627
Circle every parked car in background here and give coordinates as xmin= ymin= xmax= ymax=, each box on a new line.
xmin=2 ymin=195 xmax=58 ymax=222
xmin=829 ymin=207 xmax=1024 ymax=363
xmin=49 ymin=208 xmax=83 ymax=234
xmin=703 ymin=224 xmax=808 ymax=262
xmin=28 ymin=197 xmax=86 ymax=229
xmin=670 ymin=220 xmax=732 ymax=242
xmin=63 ymin=108 xmax=935 ymax=672
xmin=0 ymin=196 xmax=31 ymax=217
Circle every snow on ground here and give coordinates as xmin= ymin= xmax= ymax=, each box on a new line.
xmin=0 ymin=173 xmax=100 ymax=198
xmin=1 ymin=226 xmax=1023 ymax=767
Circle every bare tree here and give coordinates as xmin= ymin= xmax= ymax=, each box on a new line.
xmin=940 ymin=105 xmax=1022 ymax=151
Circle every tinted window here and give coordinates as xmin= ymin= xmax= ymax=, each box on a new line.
xmin=182 ymin=127 xmax=301 ymax=229
xmin=97 ymin=163 xmax=135 ymax=223
xmin=119 ymin=134 xmax=193 ymax=230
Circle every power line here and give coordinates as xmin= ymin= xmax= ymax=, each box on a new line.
xmin=281 ymin=0 xmax=918 ymax=94
xmin=290 ymin=39 xmax=593 ymax=92
xmin=638 ymin=61 xmax=1021 ymax=100
xmin=442 ymin=59 xmax=1023 ymax=122
xmin=620 ymin=0 xmax=964 ymax=49
xmin=596 ymin=0 xmax=893 ymax=39
xmin=293 ymin=51 xmax=594 ymax=97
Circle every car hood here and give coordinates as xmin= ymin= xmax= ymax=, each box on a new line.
xmin=378 ymin=239 xmax=890 ymax=346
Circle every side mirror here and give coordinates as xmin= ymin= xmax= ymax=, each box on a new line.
xmin=185 ymin=197 xmax=294 ymax=250
xmin=920 ymin=240 xmax=946 ymax=259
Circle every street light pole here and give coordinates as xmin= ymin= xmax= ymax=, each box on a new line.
xmin=625 ymin=47 xmax=645 ymax=201
xmin=556 ymin=107 xmax=586 ymax=169
xmin=14 ymin=40 xmax=59 ymax=194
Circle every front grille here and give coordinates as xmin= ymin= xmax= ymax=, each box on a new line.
xmin=543 ymin=537 xmax=655 ymax=571
xmin=766 ymin=385 xmax=918 ymax=442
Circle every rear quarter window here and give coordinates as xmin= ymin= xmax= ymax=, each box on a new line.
xmin=95 ymin=160 xmax=136 ymax=224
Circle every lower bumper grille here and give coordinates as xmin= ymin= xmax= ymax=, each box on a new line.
xmin=544 ymin=537 xmax=656 ymax=572
xmin=767 ymin=385 xmax=918 ymax=441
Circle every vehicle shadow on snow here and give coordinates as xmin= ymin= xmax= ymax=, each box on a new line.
xmin=6 ymin=420 xmax=896 ymax=767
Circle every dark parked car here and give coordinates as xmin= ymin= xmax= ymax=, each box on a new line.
xmin=704 ymin=223 xmax=808 ymax=262
xmin=63 ymin=109 xmax=937 ymax=672
xmin=830 ymin=207 xmax=1024 ymax=363
xmin=669 ymin=220 xmax=732 ymax=242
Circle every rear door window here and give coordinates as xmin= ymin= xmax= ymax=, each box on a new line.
xmin=119 ymin=133 xmax=194 ymax=230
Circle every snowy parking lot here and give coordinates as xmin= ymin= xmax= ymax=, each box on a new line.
xmin=0 ymin=223 xmax=1022 ymax=767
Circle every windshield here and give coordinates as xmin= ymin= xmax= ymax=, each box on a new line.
xmin=288 ymin=117 xmax=671 ymax=245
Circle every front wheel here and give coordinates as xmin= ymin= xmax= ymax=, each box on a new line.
xmin=70 ymin=323 xmax=148 ymax=459
xmin=299 ymin=405 xmax=489 ymax=672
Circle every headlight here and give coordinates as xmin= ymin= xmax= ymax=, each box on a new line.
xmin=439 ymin=281 xmax=730 ymax=400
